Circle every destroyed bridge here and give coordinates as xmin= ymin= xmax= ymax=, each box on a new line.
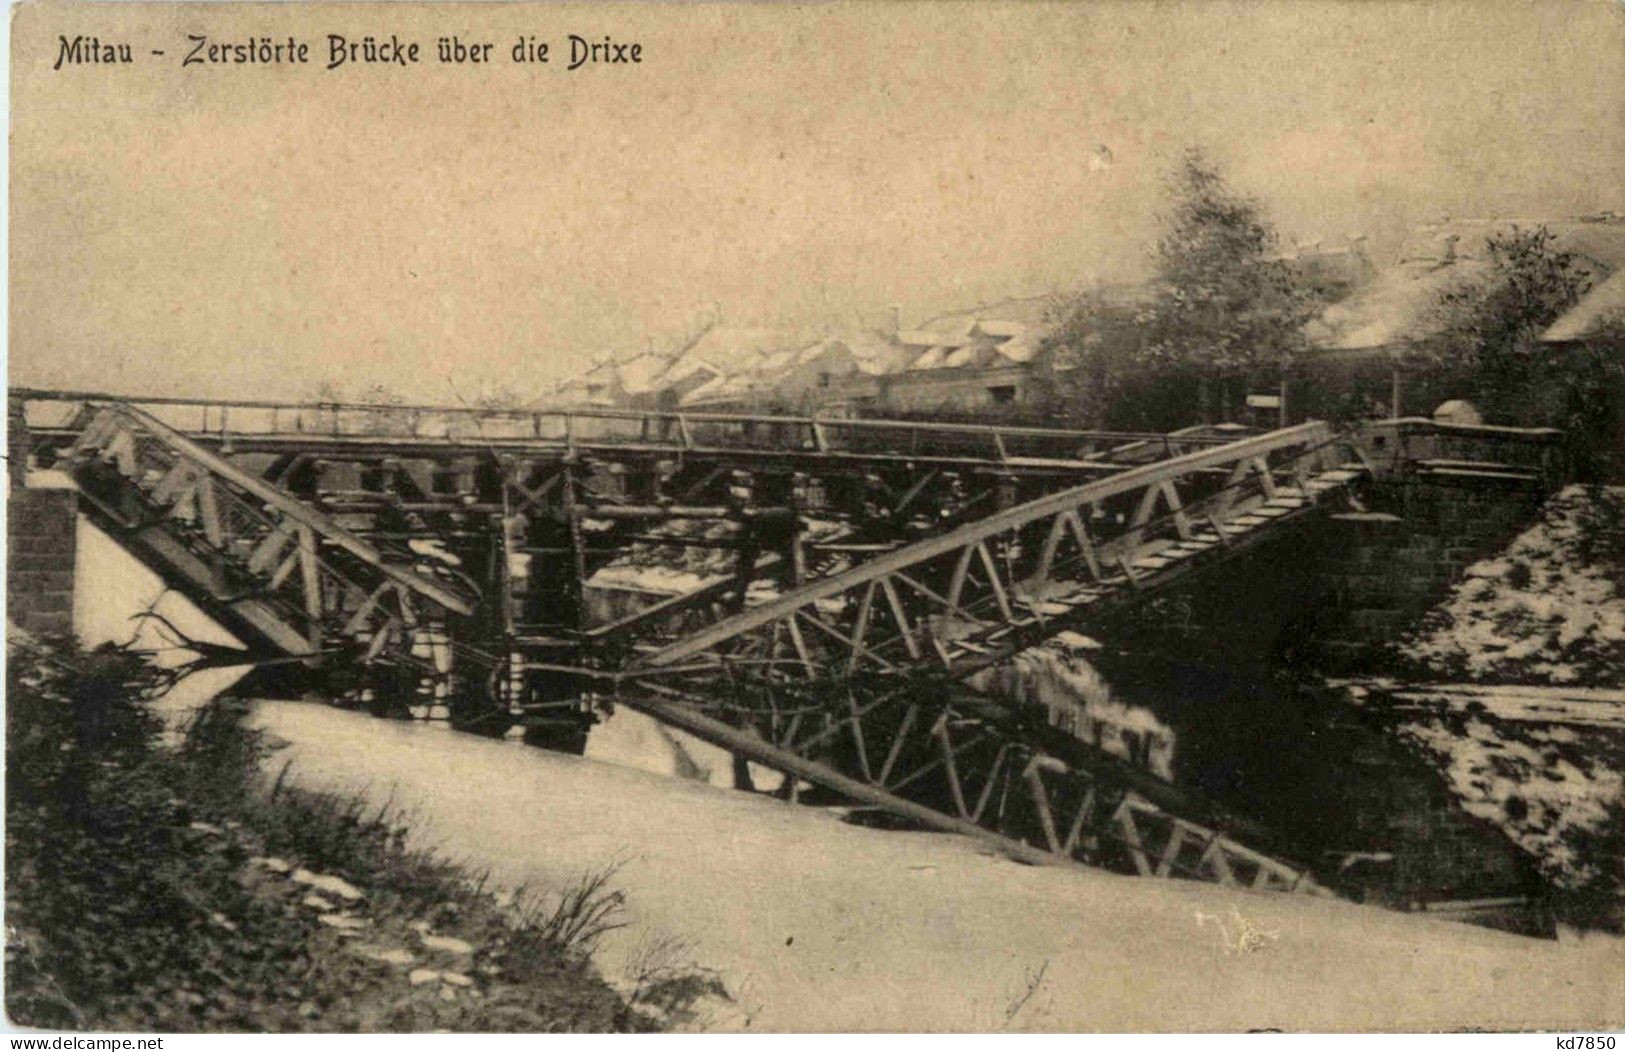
xmin=8 ymin=388 xmax=1566 ymax=905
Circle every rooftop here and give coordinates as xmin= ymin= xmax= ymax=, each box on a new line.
xmin=1541 ymin=270 xmax=1625 ymax=343
xmin=1308 ymin=216 xmax=1625 ymax=353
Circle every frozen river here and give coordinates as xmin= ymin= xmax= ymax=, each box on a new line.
xmin=233 ymin=695 xmax=1622 ymax=1032
xmin=82 ymin=513 xmax=1625 ymax=1031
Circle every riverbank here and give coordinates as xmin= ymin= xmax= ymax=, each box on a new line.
xmin=246 ymin=691 xmax=1623 ymax=1032
xmin=3 ymin=633 xmax=716 ymax=1032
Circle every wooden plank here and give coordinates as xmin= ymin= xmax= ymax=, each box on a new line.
xmin=799 ymin=605 xmax=898 ymax=672
xmin=785 ymin=615 xmax=816 ymax=678
xmin=104 ymin=429 xmax=138 ymax=477
xmin=891 ymin=469 xmax=939 ymax=518
xmin=509 ymin=471 xmax=562 ymax=516
xmin=1160 ymin=479 xmax=1193 ymax=540
xmin=1114 ymin=800 xmax=1155 ymax=876
xmin=893 ymin=570 xmax=955 ymax=610
xmin=268 ymin=549 xmax=302 ymax=591
xmin=1061 ymin=786 xmax=1097 ymax=855
xmin=1155 ymin=824 xmax=1187 ymax=877
xmin=937 ymin=720 xmax=972 ymax=819
xmin=1062 ymin=511 xmax=1103 ymax=581
xmin=1032 ymin=513 xmax=1069 ymax=588
xmin=845 ymin=581 xmax=878 ymax=675
xmin=975 ymin=542 xmax=1014 ymax=622
xmin=395 ymin=585 xmax=418 ymax=628
xmin=297 ymin=526 xmax=323 ymax=624
xmin=1251 ymin=456 xmax=1278 ymax=499
xmin=846 ymin=691 xmax=875 ymax=783
xmin=886 ymin=727 xmax=993 ymax=795
xmin=363 ymin=618 xmax=396 ymax=661
xmin=944 ymin=546 xmax=976 ymax=620
xmin=342 ymin=582 xmax=394 ymax=635
xmin=1200 ymin=838 xmax=1239 ymax=886
xmin=971 ymin=745 xmax=1009 ymax=823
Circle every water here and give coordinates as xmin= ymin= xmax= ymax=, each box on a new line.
xmin=68 ymin=517 xmax=1625 ymax=1029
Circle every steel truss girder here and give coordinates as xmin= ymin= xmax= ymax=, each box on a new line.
xmin=63 ymin=405 xmax=482 ymax=694
xmin=610 ymin=422 xmax=1371 ymax=893
xmin=42 ymin=393 xmax=1361 ymax=895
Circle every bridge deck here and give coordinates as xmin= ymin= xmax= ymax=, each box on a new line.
xmin=14 ymin=386 xmax=1383 ymax=901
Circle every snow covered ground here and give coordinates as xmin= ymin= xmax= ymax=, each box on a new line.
xmin=1344 ymin=681 xmax=1625 ymax=892
xmin=1352 ymin=486 xmax=1625 ymax=893
xmin=1396 ymin=485 xmax=1625 ymax=686
xmin=239 ymin=699 xmax=1622 ymax=1032
xmin=64 ymin=493 xmax=1625 ymax=1031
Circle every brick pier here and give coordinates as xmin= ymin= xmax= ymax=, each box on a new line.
xmin=7 ymin=488 xmax=78 ymax=635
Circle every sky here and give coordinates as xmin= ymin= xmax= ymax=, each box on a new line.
xmin=10 ymin=1 xmax=1624 ymax=404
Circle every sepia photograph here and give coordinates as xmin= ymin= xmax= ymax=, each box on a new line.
xmin=4 ymin=0 xmax=1623 ymax=1037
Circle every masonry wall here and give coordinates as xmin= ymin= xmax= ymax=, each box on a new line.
xmin=1307 ymin=472 xmax=1551 ymax=671
xmin=1085 ymin=651 xmax=1542 ymax=917
xmin=8 ymin=488 xmax=78 ymax=636
xmin=1309 ymin=697 xmax=1544 ymax=918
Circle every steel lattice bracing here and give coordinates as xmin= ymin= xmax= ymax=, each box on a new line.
xmin=610 ymin=420 xmax=1373 ymax=892
xmin=15 ymin=387 xmax=1375 ymax=896
xmin=60 ymin=403 xmax=484 ymax=697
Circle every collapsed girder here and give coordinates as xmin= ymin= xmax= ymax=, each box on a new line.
xmin=61 ymin=403 xmax=483 ymax=695
xmin=18 ymin=387 xmax=1375 ymax=897
xmin=606 ymin=420 xmax=1372 ymax=892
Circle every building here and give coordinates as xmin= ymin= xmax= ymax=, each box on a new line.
xmin=664 ymin=327 xmax=818 ymax=410
xmin=1303 ymin=215 xmax=1625 ymax=417
xmin=1539 ymin=269 xmax=1625 ymax=481
xmin=876 ymin=295 xmax=1062 ymax=412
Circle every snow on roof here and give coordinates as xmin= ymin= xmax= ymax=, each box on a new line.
xmin=1312 ymin=217 xmax=1625 ymax=353
xmin=1306 ymin=256 xmax=1490 ymax=352
xmin=794 ymin=339 xmax=840 ymax=367
xmin=993 ymin=329 xmax=1047 ymax=364
xmin=618 ymin=351 xmax=679 ymax=395
xmin=942 ymin=344 xmax=984 ymax=369
xmin=679 ymin=371 xmax=763 ymax=407
xmin=840 ymin=331 xmax=909 ymax=375
xmin=898 ymin=328 xmax=969 ymax=348
xmin=751 ymin=349 xmax=792 ymax=376
xmin=977 ymin=319 xmax=1027 ymax=339
xmin=898 ymin=296 xmax=1059 ymax=367
xmin=1542 ymin=270 xmax=1625 ymax=343
xmin=663 ymin=327 xmax=810 ymax=387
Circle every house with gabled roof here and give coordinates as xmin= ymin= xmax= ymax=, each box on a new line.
xmin=1301 ymin=215 xmax=1625 ymax=417
xmin=877 ymin=295 xmax=1063 ymax=411
xmin=665 ymin=327 xmax=817 ymax=409
xmin=1541 ymin=269 xmax=1625 ymax=346
xmin=1539 ymin=269 xmax=1625 ymax=480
